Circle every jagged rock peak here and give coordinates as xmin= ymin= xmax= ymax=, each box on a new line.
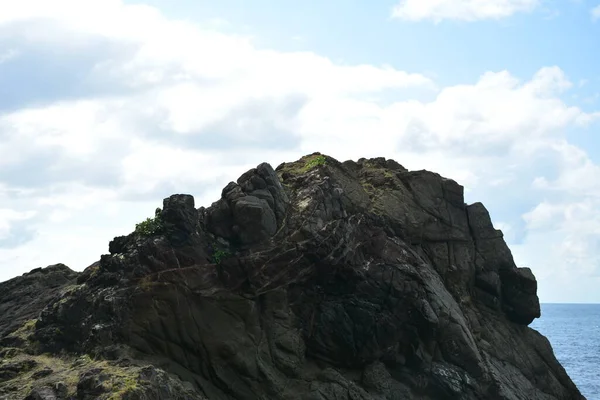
xmin=0 ymin=154 xmax=580 ymax=400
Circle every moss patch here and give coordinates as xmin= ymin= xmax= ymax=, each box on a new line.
xmin=8 ymin=319 xmax=38 ymax=342
xmin=106 ymin=373 xmax=140 ymax=399
xmin=137 ymin=276 xmax=156 ymax=292
xmin=302 ymin=155 xmax=327 ymax=172
xmin=0 ymin=350 xmax=151 ymax=399
xmin=277 ymin=154 xmax=329 ymax=179
xmin=355 ymin=161 xmax=406 ymax=217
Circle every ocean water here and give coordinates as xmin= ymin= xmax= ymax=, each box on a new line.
xmin=530 ymin=304 xmax=600 ymax=400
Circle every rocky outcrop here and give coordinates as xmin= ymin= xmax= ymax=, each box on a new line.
xmin=0 ymin=264 xmax=77 ymax=342
xmin=0 ymin=154 xmax=583 ymax=399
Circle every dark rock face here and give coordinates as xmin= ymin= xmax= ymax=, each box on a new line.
xmin=206 ymin=163 xmax=288 ymax=245
xmin=0 ymin=154 xmax=583 ymax=399
xmin=0 ymin=264 xmax=77 ymax=339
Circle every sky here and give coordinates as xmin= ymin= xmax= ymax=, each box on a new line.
xmin=0 ymin=0 xmax=599 ymax=303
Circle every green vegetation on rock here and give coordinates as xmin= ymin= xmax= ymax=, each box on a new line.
xmin=303 ymin=155 xmax=327 ymax=171
xmin=276 ymin=154 xmax=329 ymax=183
xmin=134 ymin=208 xmax=163 ymax=237
xmin=212 ymin=249 xmax=231 ymax=265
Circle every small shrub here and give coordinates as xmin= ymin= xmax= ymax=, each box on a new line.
xmin=212 ymin=249 xmax=231 ymax=265
xmin=303 ymin=155 xmax=327 ymax=171
xmin=135 ymin=210 xmax=163 ymax=237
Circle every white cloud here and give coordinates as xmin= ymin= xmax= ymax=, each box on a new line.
xmin=388 ymin=68 xmax=588 ymax=153
xmin=591 ymin=5 xmax=600 ymax=20
xmin=392 ymin=0 xmax=540 ymax=22
xmin=2 ymin=100 xmax=123 ymax=157
xmin=510 ymin=139 xmax=600 ymax=301
xmin=0 ymin=209 xmax=36 ymax=239
xmin=0 ymin=48 xmax=18 ymax=64
xmin=0 ymin=0 xmax=599 ymax=303
xmin=518 ymin=196 xmax=600 ymax=292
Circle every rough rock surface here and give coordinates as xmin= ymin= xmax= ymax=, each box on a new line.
xmin=0 ymin=154 xmax=584 ymax=399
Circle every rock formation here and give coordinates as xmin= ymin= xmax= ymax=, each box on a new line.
xmin=0 ymin=154 xmax=584 ymax=399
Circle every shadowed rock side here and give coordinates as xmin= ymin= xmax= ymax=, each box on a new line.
xmin=0 ymin=154 xmax=583 ymax=400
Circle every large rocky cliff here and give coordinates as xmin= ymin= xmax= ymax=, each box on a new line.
xmin=0 ymin=154 xmax=584 ymax=399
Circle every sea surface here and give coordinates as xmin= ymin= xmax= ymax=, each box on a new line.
xmin=530 ymin=303 xmax=600 ymax=400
